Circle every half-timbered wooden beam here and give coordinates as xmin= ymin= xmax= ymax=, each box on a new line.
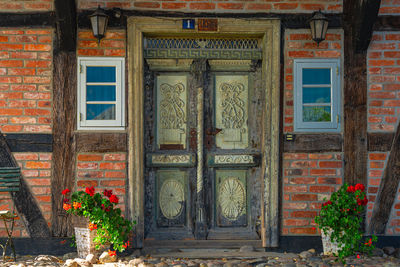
xmin=51 ymin=0 xmax=78 ymax=237
xmin=343 ymin=0 xmax=380 ymax=186
xmin=0 ymin=12 xmax=54 ymax=27
xmin=369 ymin=122 xmax=400 ymax=234
xmin=354 ymin=0 xmax=381 ymax=52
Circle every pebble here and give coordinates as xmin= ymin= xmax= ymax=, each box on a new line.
xmin=1 ymin=248 xmax=400 ymax=267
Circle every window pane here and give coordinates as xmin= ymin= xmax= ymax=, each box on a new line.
xmin=303 ymin=68 xmax=330 ymax=85
xmin=86 ymin=104 xmax=115 ymax=120
xmin=87 ymin=66 xmax=116 ymax=83
xmin=303 ymin=87 xmax=331 ymax=104
xmin=87 ymin=85 xmax=116 ymax=101
xmin=303 ymin=106 xmax=331 ymax=122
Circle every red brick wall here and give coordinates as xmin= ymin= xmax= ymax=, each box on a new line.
xmin=0 ymin=29 xmax=53 ymax=133
xmin=0 ymin=0 xmax=53 ymax=12
xmin=282 ymin=153 xmax=343 ymax=235
xmin=77 ymin=30 xmax=126 ymax=57
xmin=78 ymin=0 xmax=342 ymax=13
xmin=368 ymin=32 xmax=400 ymax=132
xmin=76 ymin=153 xmax=127 ymax=213
xmin=367 ymin=152 xmax=400 ymax=235
xmin=0 ymin=152 xmax=52 ymax=237
xmin=283 ymin=29 xmax=343 ymax=133
xmin=380 ymin=0 xmax=400 ymax=15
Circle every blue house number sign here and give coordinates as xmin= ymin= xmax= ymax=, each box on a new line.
xmin=182 ymin=19 xmax=195 ymax=30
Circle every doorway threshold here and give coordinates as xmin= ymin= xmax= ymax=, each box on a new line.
xmin=144 ymin=239 xmax=262 ymax=249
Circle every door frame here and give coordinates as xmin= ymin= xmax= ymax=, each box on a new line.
xmin=127 ymin=17 xmax=280 ymax=248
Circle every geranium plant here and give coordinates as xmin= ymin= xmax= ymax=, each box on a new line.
xmin=62 ymin=186 xmax=135 ymax=254
xmin=315 ymin=183 xmax=377 ymax=263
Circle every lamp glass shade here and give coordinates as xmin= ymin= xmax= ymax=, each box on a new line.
xmin=309 ymin=11 xmax=329 ymax=44
xmin=89 ymin=7 xmax=108 ymax=43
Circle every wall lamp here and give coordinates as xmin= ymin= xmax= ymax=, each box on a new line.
xmin=89 ymin=6 xmax=109 ymax=43
xmin=309 ymin=10 xmax=329 ymax=45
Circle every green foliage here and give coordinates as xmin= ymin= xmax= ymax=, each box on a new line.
xmin=62 ymin=187 xmax=135 ymax=252
xmin=315 ymin=183 xmax=377 ymax=264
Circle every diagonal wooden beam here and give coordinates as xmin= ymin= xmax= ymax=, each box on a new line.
xmin=368 ymin=122 xmax=400 ymax=234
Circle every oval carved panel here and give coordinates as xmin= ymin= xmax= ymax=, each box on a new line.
xmin=159 ymin=179 xmax=185 ymax=219
xmin=218 ymin=177 xmax=245 ymax=221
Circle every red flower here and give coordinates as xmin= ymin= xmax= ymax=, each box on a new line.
xmin=357 ymin=198 xmax=363 ymax=206
xmin=88 ymin=223 xmax=97 ymax=231
xmin=357 ymin=254 xmax=360 ymax=259
xmin=322 ymin=200 xmax=332 ymax=207
xmin=122 ymin=241 xmax=130 ymax=249
xmin=63 ymin=203 xmax=72 ymax=211
xmin=108 ymin=250 xmax=116 ymax=257
xmin=355 ymin=183 xmax=365 ymax=192
xmin=85 ymin=186 xmax=95 ymax=196
xmin=62 ymin=188 xmax=70 ymax=195
xmin=109 ymin=194 xmax=119 ymax=204
xmin=63 ymin=198 xmax=69 ymax=203
xmin=347 ymin=185 xmax=355 ymax=193
xmin=363 ymin=198 xmax=368 ymax=205
xmin=73 ymin=202 xmax=82 ymax=209
xmin=103 ymin=189 xmax=113 ymax=198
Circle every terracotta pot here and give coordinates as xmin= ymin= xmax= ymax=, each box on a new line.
xmin=321 ymin=228 xmax=344 ymax=255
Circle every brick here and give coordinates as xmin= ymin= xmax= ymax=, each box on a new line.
xmin=283 ymin=203 xmax=307 ymax=210
xmin=77 ymin=180 xmax=99 ymax=187
xmin=24 ymin=3 xmax=52 ymax=10
xmin=0 ymin=76 xmax=22 ymax=83
xmin=27 ymin=178 xmax=51 ymax=186
xmin=104 ymin=49 xmax=125 ymax=57
xmin=289 ymin=34 xmax=311 ymax=41
xmin=10 ymin=117 xmax=36 ymax=124
xmin=291 ymin=211 xmax=317 ymax=218
xmin=38 ymin=36 xmax=52 ymax=43
xmin=384 ymin=51 xmax=400 ymax=58
xmin=292 ymin=194 xmax=317 ymax=201
xmin=384 ymin=100 xmax=400 ymax=107
xmin=274 ymin=3 xmax=298 ymax=10
xmin=310 ymin=169 xmax=336 ymax=176
xmin=0 ymin=44 xmax=23 ymax=51
xmin=289 ymin=227 xmax=316 ymax=234
xmin=77 ymin=49 xmax=104 ymax=56
xmin=1 ymin=125 xmax=23 ymax=132
xmin=319 ymin=161 xmax=342 ymax=168
xmin=370 ymin=43 xmax=396 ymax=50
xmin=289 ymin=177 xmax=316 ymax=185
xmin=133 ymin=2 xmax=160 ymax=9
xmin=190 ymin=3 xmax=215 ymax=10
xmin=24 ymin=44 xmax=51 ymax=51
xmin=25 ymin=60 xmax=51 ymax=68
xmin=23 ymin=76 xmax=51 ymax=84
xmin=284 ymin=186 xmax=309 ymax=194
xmin=369 ymin=108 xmax=395 ymax=115
xmin=369 ymin=91 xmax=396 ymax=98
xmin=368 ymin=187 xmax=379 ymax=194
xmin=310 ymin=186 xmax=335 ymax=193
xmin=246 ymin=3 xmax=271 ymax=10
xmin=105 ymin=2 xmax=131 ymax=8
xmin=384 ymin=68 xmax=400 ymax=74
xmin=288 ymin=51 xmax=314 ymax=58
xmin=283 ymin=219 xmax=309 ymax=226
xmin=218 ymin=3 xmax=244 ymax=10
xmin=24 ymin=125 xmax=51 ymax=133
xmin=370 ymin=161 xmax=384 ymax=169
xmin=24 ymin=109 xmax=51 ymax=116
xmin=315 ymin=51 xmax=341 ymax=58
xmin=24 ymin=92 xmax=51 ymax=100
xmin=369 ymin=170 xmax=383 ymax=177
xmin=39 ymin=170 xmax=51 ymax=177
xmin=0 ymin=109 xmax=23 ymax=116
xmin=14 ymin=153 xmax=38 ymax=161
xmin=25 ymin=161 xmax=51 ymax=169
xmin=370 ymin=75 xmax=396 ymax=83
xmin=368 ymin=116 xmax=383 ymax=123
xmin=0 ymin=60 xmax=23 ymax=67
xmin=368 ymin=52 xmax=382 ymax=58
xmin=369 ymin=100 xmax=382 ymax=106
xmin=369 ymin=60 xmax=395 ymax=66
xmin=290 ymin=160 xmax=317 ymax=168
xmin=77 ymin=162 xmax=98 ymax=170
xmin=283 ymin=153 xmax=308 ymax=160
xmin=369 ymin=67 xmax=381 ymax=74
xmin=309 ymin=154 xmax=333 ymax=160
xmin=77 ymin=154 xmax=103 ymax=161
xmin=11 ymin=84 xmax=36 ymax=91
xmin=105 ymin=171 xmax=126 ymax=178
xmin=300 ymin=4 xmax=324 ymax=11
xmin=386 ymin=34 xmax=400 ymax=40
xmin=0 ymin=51 xmax=8 ymax=59
xmin=99 ymin=162 xmax=126 ymax=170
xmin=369 ymin=84 xmax=383 ymax=91
xmin=161 ymin=3 xmax=187 ymax=9
xmin=0 ymin=92 xmax=23 ymax=99
xmin=385 ymin=116 xmax=397 ymax=123
xmin=101 ymin=40 xmax=125 ymax=48
xmin=78 ymin=40 xmax=98 ymax=48
xmin=100 ymin=180 xmax=125 ymax=187
xmin=284 ymin=169 xmax=308 ymax=176
xmin=77 ymin=171 xmax=103 ymax=179
xmin=36 ymin=196 xmax=51 ymax=203
xmin=317 ymin=177 xmax=342 ymax=184
xmin=8 ymin=68 xmax=35 ymax=76
xmin=9 ymin=36 xmax=37 ymax=43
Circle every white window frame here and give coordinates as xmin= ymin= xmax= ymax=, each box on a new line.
xmin=77 ymin=57 xmax=125 ymax=130
xmin=294 ymin=59 xmax=341 ymax=132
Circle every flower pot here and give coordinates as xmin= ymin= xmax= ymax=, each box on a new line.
xmin=321 ymin=228 xmax=344 ymax=255
xmin=74 ymin=226 xmax=97 ymax=258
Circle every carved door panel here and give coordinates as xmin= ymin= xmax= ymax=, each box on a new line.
xmin=143 ymin=59 xmax=263 ymax=240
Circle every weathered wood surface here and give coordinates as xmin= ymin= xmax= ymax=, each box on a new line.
xmin=354 ymin=0 xmax=381 ymax=52
xmin=343 ymin=0 xmax=372 ymax=186
xmin=51 ymin=52 xmax=77 ymax=237
xmin=0 ymin=133 xmax=51 ymax=237
xmin=368 ymin=133 xmax=394 ymax=152
xmin=369 ymin=121 xmax=400 ymax=234
xmin=76 ymin=133 xmax=127 ymax=153
xmin=283 ymin=134 xmax=342 ymax=153
xmin=0 ymin=12 xmax=54 ymax=27
xmin=54 ymin=0 xmax=76 ymax=52
xmin=4 ymin=134 xmax=52 ymax=152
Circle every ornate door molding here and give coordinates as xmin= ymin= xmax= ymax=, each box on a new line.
xmin=127 ymin=17 xmax=280 ymax=248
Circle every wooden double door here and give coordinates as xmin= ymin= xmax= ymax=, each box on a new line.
xmin=143 ymin=59 xmax=264 ymax=241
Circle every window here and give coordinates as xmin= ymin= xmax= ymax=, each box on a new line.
xmin=77 ymin=57 xmax=125 ymax=130
xmin=294 ymin=59 xmax=341 ymax=132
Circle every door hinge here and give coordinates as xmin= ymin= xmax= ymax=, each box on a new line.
xmin=336 ymin=114 xmax=340 ymax=123
xmin=79 ymin=113 xmax=83 ymax=121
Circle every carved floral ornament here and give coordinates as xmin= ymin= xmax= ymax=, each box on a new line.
xmin=159 ymin=179 xmax=185 ymax=219
xmin=159 ymin=82 xmax=186 ymax=129
xmin=218 ymin=177 xmax=246 ymax=221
